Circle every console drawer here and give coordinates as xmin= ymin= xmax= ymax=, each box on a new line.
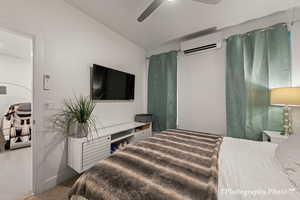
xmin=82 ymin=150 xmax=110 ymax=170
xmin=82 ymin=136 xmax=111 ymax=170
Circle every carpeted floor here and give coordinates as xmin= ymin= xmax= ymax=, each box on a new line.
xmin=24 ymin=177 xmax=78 ymax=200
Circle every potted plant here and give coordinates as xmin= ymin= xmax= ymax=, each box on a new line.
xmin=53 ymin=95 xmax=97 ymax=138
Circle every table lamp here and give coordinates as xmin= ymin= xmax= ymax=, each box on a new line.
xmin=270 ymin=87 xmax=300 ymax=135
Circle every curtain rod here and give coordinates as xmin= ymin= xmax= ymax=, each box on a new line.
xmin=146 ymin=50 xmax=181 ymax=60
xmin=225 ymin=23 xmax=288 ymax=40
xmin=146 ymin=21 xmax=294 ymax=60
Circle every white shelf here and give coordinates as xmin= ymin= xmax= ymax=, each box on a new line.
xmin=70 ymin=122 xmax=147 ymax=142
xmin=68 ymin=122 xmax=152 ymax=173
xmin=111 ymin=133 xmax=134 ymax=143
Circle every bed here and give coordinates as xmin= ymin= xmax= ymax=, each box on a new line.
xmin=69 ymin=129 xmax=300 ymax=200
xmin=219 ymin=137 xmax=300 ymax=200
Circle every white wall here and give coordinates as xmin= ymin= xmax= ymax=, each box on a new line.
xmin=147 ymin=8 xmax=300 ymax=136
xmin=0 ymin=0 xmax=146 ymax=194
xmin=0 ymin=54 xmax=32 ymax=115
xmin=147 ymin=37 xmax=227 ymax=135
xmin=178 ymin=41 xmax=226 ymax=135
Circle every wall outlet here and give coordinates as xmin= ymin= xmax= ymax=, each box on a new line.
xmin=44 ymin=102 xmax=57 ymax=110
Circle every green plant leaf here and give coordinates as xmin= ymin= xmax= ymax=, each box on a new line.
xmin=52 ymin=95 xmax=97 ymax=137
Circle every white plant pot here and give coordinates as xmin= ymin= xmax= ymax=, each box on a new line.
xmin=71 ymin=122 xmax=89 ymax=138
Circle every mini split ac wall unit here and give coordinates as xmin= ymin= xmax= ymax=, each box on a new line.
xmin=181 ymin=32 xmax=222 ymax=55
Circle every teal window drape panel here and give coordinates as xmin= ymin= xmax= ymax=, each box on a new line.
xmin=267 ymin=25 xmax=291 ymax=131
xmin=226 ymin=24 xmax=291 ymax=141
xmin=226 ymin=36 xmax=247 ymax=139
xmin=148 ymin=51 xmax=177 ymax=132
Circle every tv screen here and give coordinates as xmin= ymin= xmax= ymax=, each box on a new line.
xmin=91 ymin=64 xmax=135 ymax=100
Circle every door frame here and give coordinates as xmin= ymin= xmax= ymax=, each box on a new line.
xmin=0 ymin=25 xmax=41 ymax=194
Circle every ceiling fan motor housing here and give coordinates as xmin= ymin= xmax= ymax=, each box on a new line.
xmin=137 ymin=0 xmax=222 ymax=22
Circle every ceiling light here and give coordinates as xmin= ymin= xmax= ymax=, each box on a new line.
xmin=168 ymin=0 xmax=175 ymax=2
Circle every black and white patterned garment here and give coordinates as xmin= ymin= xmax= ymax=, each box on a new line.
xmin=0 ymin=128 xmax=5 ymax=152
xmin=4 ymin=103 xmax=31 ymax=149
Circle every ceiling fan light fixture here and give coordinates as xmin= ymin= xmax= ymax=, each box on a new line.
xmin=137 ymin=0 xmax=222 ymax=22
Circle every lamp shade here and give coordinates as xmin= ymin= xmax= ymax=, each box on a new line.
xmin=270 ymin=87 xmax=300 ymax=106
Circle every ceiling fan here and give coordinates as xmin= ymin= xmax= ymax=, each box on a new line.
xmin=137 ymin=0 xmax=222 ymax=22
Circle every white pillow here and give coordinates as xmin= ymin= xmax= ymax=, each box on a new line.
xmin=275 ymin=132 xmax=300 ymax=190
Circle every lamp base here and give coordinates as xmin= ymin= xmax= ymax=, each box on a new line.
xmin=283 ymin=105 xmax=293 ymax=135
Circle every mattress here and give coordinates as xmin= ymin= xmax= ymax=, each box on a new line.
xmin=218 ymin=137 xmax=300 ymax=200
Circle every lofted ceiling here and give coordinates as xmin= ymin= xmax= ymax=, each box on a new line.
xmin=66 ymin=0 xmax=300 ymax=50
xmin=0 ymin=29 xmax=32 ymax=61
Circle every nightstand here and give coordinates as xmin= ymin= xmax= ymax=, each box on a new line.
xmin=262 ymin=131 xmax=288 ymax=144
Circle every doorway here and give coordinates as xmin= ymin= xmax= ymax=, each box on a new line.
xmin=0 ymin=28 xmax=34 ymax=200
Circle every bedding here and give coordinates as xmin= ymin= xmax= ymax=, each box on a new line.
xmin=69 ymin=129 xmax=223 ymax=200
xmin=69 ymin=130 xmax=300 ymax=200
xmin=219 ymin=137 xmax=300 ymax=200
xmin=275 ymin=132 xmax=300 ymax=191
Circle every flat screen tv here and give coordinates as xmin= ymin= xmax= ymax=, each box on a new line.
xmin=91 ymin=64 xmax=135 ymax=100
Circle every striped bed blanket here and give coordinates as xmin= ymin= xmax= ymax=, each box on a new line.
xmin=69 ymin=129 xmax=223 ymax=200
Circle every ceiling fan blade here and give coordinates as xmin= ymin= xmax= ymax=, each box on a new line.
xmin=137 ymin=0 xmax=165 ymax=22
xmin=192 ymin=0 xmax=222 ymax=4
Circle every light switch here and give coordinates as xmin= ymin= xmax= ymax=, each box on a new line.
xmin=43 ymin=74 xmax=51 ymax=91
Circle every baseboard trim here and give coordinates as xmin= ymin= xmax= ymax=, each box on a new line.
xmin=39 ymin=167 xmax=77 ymax=194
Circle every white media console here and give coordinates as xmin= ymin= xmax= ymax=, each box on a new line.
xmin=68 ymin=122 xmax=152 ymax=173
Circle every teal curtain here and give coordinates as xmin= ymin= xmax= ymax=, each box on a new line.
xmin=148 ymin=51 xmax=177 ymax=131
xmin=226 ymin=24 xmax=291 ymax=141
xmin=267 ymin=25 xmax=291 ymax=131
